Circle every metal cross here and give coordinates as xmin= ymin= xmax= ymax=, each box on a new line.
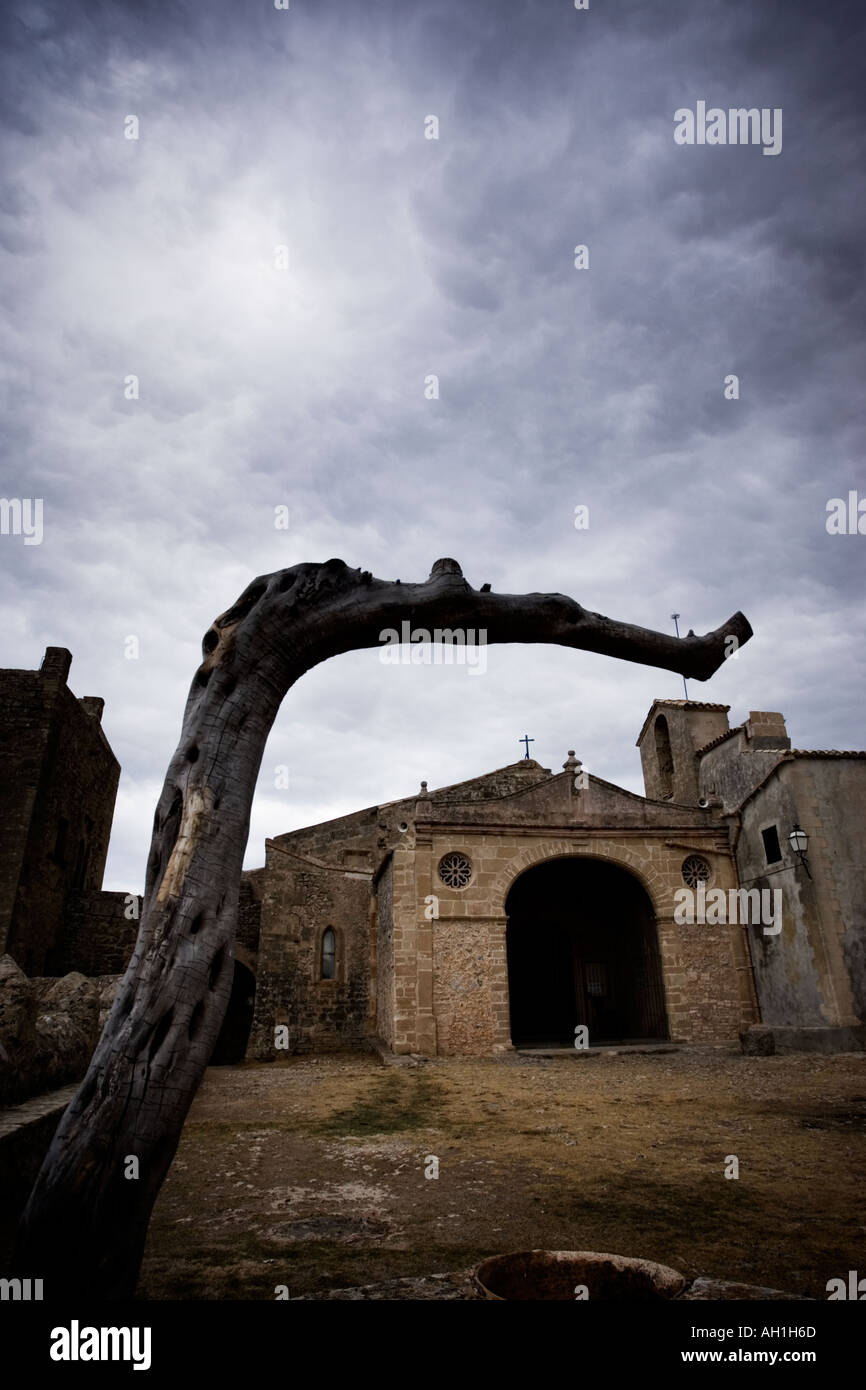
xmin=519 ymin=734 xmax=534 ymax=759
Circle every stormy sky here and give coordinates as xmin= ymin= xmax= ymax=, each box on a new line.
xmin=1 ymin=0 xmax=864 ymax=893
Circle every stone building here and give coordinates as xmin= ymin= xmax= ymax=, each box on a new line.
xmin=243 ymin=698 xmax=866 ymax=1059
xmin=1 ymin=649 xmax=864 ymax=1084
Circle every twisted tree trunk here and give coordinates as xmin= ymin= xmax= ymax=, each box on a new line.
xmin=13 ymin=558 xmax=751 ymax=1297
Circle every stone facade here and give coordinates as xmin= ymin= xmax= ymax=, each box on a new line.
xmin=381 ymin=802 xmax=753 ymax=1054
xmin=243 ymin=698 xmax=865 ymax=1058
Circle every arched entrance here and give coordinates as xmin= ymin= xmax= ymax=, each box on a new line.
xmin=211 ymin=960 xmax=256 ymax=1064
xmin=505 ymin=858 xmax=668 ymax=1047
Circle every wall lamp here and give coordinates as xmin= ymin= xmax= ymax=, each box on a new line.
xmin=788 ymin=823 xmax=812 ymax=879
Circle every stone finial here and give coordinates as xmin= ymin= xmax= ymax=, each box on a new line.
xmin=416 ymin=779 xmax=432 ymax=817
xmin=562 ymin=750 xmax=581 ymax=773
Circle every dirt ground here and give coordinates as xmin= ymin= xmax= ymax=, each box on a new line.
xmin=137 ymin=1046 xmax=866 ymax=1300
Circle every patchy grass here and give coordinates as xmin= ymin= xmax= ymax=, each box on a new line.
xmin=311 ymin=1069 xmax=446 ymax=1137
xmin=135 ymin=1049 xmax=866 ymax=1300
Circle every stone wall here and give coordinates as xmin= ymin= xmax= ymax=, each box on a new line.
xmin=0 ymin=649 xmax=120 ymax=976
xmin=248 ymin=848 xmax=372 ymax=1056
xmin=794 ymin=758 xmax=866 ymax=1023
xmin=269 ymin=804 xmax=381 ymax=865
xmin=0 ymin=672 xmax=50 ymax=966
xmin=432 ymin=916 xmax=502 ymax=1053
xmin=375 ymin=858 xmax=394 ymax=1047
xmin=53 ymin=890 xmax=140 ymax=977
xmin=237 ymin=871 xmax=264 ymax=954
xmin=0 ymin=1085 xmax=77 ymax=1233
xmin=698 ymin=721 xmax=790 ymax=815
xmin=736 ymin=757 xmax=866 ymax=1032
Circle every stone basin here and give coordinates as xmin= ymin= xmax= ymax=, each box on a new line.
xmin=473 ymin=1250 xmax=687 ymax=1301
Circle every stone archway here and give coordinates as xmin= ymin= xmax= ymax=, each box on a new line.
xmin=210 ymin=960 xmax=256 ymax=1065
xmin=505 ymin=857 xmax=668 ymax=1047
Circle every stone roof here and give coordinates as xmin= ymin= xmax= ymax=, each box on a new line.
xmin=653 ymin=700 xmax=730 ymax=710
xmin=791 ymin=749 xmax=866 ymax=759
xmin=636 ymin=699 xmax=730 ymax=746
xmin=425 ymin=759 xmax=553 ymax=803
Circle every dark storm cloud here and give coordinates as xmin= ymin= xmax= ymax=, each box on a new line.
xmin=1 ymin=0 xmax=863 ymax=889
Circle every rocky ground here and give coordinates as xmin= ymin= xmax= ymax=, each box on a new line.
xmin=137 ymin=1045 xmax=866 ymax=1300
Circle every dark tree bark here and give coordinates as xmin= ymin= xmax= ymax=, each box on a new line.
xmin=13 ymin=558 xmax=751 ymax=1297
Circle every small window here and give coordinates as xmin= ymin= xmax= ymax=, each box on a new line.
xmin=321 ymin=928 xmax=336 ymax=980
xmin=585 ymin=963 xmax=609 ymax=998
xmin=438 ymin=852 xmax=473 ymax=888
xmin=654 ymin=715 xmax=674 ymax=799
xmin=682 ymin=855 xmax=711 ymax=889
xmin=761 ymin=825 xmax=782 ymax=865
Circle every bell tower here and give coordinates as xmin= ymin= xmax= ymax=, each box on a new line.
xmin=636 ymin=700 xmax=730 ymax=804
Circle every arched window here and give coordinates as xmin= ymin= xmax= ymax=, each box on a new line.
xmin=654 ymin=714 xmax=674 ymax=799
xmin=321 ymin=928 xmax=336 ymax=980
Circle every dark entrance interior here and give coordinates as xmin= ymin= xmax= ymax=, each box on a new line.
xmin=506 ymin=858 xmax=668 ymax=1047
xmin=211 ymin=961 xmax=256 ymax=1064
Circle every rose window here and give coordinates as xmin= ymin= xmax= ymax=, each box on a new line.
xmin=681 ymin=855 xmax=712 ymax=889
xmin=438 ymin=852 xmax=473 ymax=888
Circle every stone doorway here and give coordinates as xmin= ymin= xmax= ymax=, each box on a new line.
xmin=211 ymin=960 xmax=256 ymax=1064
xmin=505 ymin=858 xmax=668 ymax=1047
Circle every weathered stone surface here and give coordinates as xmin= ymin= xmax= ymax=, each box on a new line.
xmin=293 ymin=1267 xmax=809 ymax=1300
xmin=32 ymin=972 xmax=99 ymax=1092
xmin=54 ymin=891 xmax=138 ymax=977
xmin=741 ymin=1025 xmax=776 ymax=1056
xmin=679 ymin=1277 xmax=811 ymax=1300
xmin=292 ymin=1270 xmax=478 ymax=1300
xmin=0 ymin=1084 xmax=77 ymax=1226
xmin=0 ymin=955 xmax=37 ymax=1105
xmin=96 ymin=975 xmax=122 ymax=1032
xmin=474 ymin=1249 xmax=687 ymax=1301
xmin=0 ymin=648 xmax=119 ymax=977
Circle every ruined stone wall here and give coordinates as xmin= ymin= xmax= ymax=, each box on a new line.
xmin=0 ymin=651 xmax=119 ymax=976
xmin=0 ymin=671 xmax=51 ymax=961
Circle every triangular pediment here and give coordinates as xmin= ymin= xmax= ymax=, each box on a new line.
xmin=419 ymin=765 xmax=714 ymax=829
